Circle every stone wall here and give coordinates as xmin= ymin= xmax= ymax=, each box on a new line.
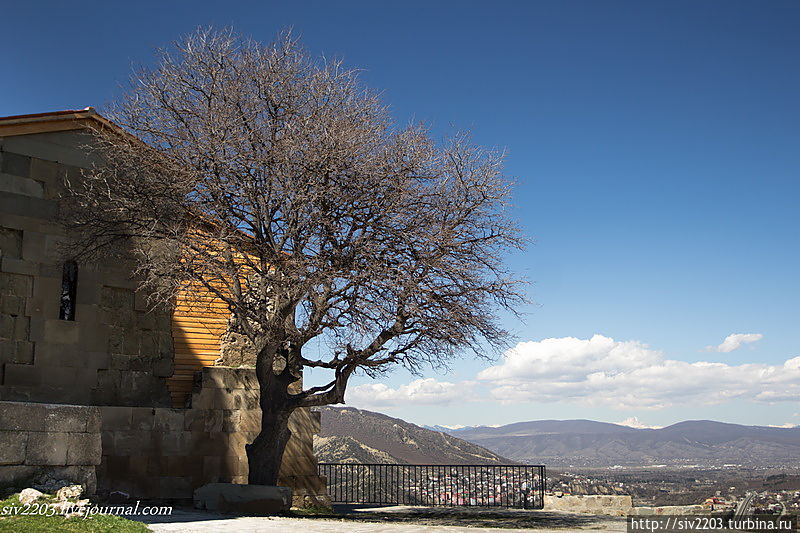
xmin=544 ymin=494 xmax=633 ymax=516
xmin=98 ymin=367 xmax=327 ymax=506
xmin=0 ymin=401 xmax=101 ymax=493
xmin=0 ymin=131 xmax=174 ymax=407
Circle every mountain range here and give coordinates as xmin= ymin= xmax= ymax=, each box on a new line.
xmin=314 ymin=406 xmax=512 ymax=464
xmin=443 ymin=419 xmax=800 ymax=467
xmin=315 ymin=408 xmax=800 ymax=468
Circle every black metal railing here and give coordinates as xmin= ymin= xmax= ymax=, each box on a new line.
xmin=318 ymin=463 xmax=546 ymax=509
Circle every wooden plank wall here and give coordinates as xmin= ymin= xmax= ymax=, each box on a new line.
xmin=168 ymin=284 xmax=230 ymax=407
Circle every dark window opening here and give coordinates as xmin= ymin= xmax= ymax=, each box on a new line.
xmin=59 ymin=260 xmax=78 ymax=321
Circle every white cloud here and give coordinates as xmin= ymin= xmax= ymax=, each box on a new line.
xmin=705 ymin=333 xmax=763 ymax=353
xmin=477 ymin=334 xmax=800 ymax=410
xmin=616 ymin=416 xmax=663 ymax=429
xmin=345 ymin=378 xmax=473 ymax=409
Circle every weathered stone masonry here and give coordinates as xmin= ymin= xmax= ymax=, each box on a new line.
xmin=0 ymin=130 xmax=174 ymax=407
xmin=98 ymin=367 xmax=324 ymax=504
xmin=0 ymin=402 xmax=101 ymax=493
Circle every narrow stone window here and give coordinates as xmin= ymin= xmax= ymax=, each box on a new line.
xmin=59 ymin=260 xmax=78 ymax=321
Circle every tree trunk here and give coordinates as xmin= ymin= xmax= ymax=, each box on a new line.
xmin=246 ymin=408 xmax=292 ymax=485
xmin=246 ymin=340 xmax=296 ymax=485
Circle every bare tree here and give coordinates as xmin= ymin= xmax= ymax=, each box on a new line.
xmin=65 ymin=29 xmax=526 ymax=485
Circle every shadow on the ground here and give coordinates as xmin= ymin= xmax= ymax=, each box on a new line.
xmin=133 ymin=507 xmax=230 ymax=524
xmin=310 ymin=504 xmax=624 ymax=530
xmin=134 ymin=504 xmax=625 ymax=530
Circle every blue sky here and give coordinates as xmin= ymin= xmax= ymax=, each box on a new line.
xmin=3 ymin=1 xmax=798 ymax=428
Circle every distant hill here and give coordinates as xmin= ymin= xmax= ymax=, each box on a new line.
xmin=443 ymin=419 xmax=800 ymax=467
xmin=315 ymin=406 xmax=513 ymax=465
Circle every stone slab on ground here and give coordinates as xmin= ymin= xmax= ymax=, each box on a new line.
xmin=194 ymin=483 xmax=292 ymax=515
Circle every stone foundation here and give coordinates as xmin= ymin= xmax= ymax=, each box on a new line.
xmin=0 ymin=401 xmax=101 ymax=493
xmin=98 ymin=367 xmax=328 ymax=506
xmin=0 ymin=369 xmax=328 ymax=506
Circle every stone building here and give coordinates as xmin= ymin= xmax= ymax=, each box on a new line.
xmin=0 ymin=108 xmax=326 ymax=505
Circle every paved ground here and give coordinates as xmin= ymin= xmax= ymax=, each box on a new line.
xmin=137 ymin=506 xmax=627 ymax=533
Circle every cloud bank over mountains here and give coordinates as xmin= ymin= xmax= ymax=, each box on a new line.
xmin=346 ymin=377 xmax=474 ymax=407
xmin=346 ymin=334 xmax=799 ymax=413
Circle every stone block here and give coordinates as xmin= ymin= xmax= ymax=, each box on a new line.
xmin=219 ymin=454 xmax=247 ymax=477
xmin=67 ymin=432 xmax=102 ymax=466
xmin=0 ymin=192 xmax=57 ymax=221
xmin=130 ymin=407 xmax=155 ymax=430
xmin=161 ymin=431 xmax=191 ymax=456
xmin=100 ymin=286 xmax=134 ymax=310
xmin=3 ymin=363 xmax=42 ymax=387
xmin=193 ymin=483 xmax=292 ymax=514
xmin=0 ymin=257 xmax=38 ymax=276
xmin=44 ymin=405 xmax=91 ymax=432
xmin=12 ymin=316 xmax=30 ymax=340
xmin=0 ymin=212 xmax=62 ymax=235
xmin=202 ymin=455 xmax=222 ymax=480
xmin=0 ymin=226 xmax=23 ymax=259
xmin=160 ymin=476 xmax=193 ymax=499
xmin=75 ymin=279 xmax=101 ymax=305
xmin=135 ymin=310 xmax=155 ymax=330
xmin=99 ymin=406 xmax=132 ymax=431
xmin=226 ymin=432 xmax=251 ymax=455
xmin=0 ymin=315 xmax=13 ymax=339
xmin=0 ymin=173 xmax=44 ymax=198
xmin=201 ymin=367 xmax=257 ymax=390
xmin=29 ymin=157 xmax=64 ymax=183
xmin=289 ymin=408 xmax=320 ymax=436
xmin=85 ymin=351 xmax=110 ymax=370
xmin=2 ymin=135 xmax=89 ymax=168
xmin=113 ymin=430 xmax=151 ymax=456
xmin=239 ymin=390 xmax=260 ymax=410
xmin=190 ymin=431 xmax=228 ymax=456
xmin=121 ymin=330 xmax=139 ymax=355
xmin=0 ymin=464 xmax=37 ymax=487
xmin=0 ymin=402 xmax=46 ymax=431
xmin=1 ymin=152 xmax=31 ymax=177
xmin=167 ymin=455 xmax=198 ymax=478
xmin=238 ymin=410 xmax=261 ymax=433
xmin=25 ymin=297 xmax=58 ymax=322
xmin=0 ymin=272 xmax=33 ymax=298
xmin=221 ymin=410 xmax=241 ymax=432
xmin=42 ymin=319 xmax=79 ymax=344
xmin=0 ymin=294 xmax=25 ymax=315
xmin=153 ymin=409 xmax=184 ymax=432
xmin=187 ymin=389 xmax=213 ymax=410
xmin=133 ymin=291 xmax=150 ymax=312
xmin=110 ymin=353 xmax=130 ymax=371
xmin=74 ymin=302 xmax=100 ymax=325
xmin=152 ymin=357 xmax=173 ymax=378
xmin=0 ymin=430 xmax=27 ymax=465
xmin=128 ymin=454 xmax=149 ymax=480
xmin=20 ymin=232 xmax=48 ymax=263
xmin=106 ymin=326 xmax=124 ymax=353
xmin=103 ymin=455 xmax=130 ymax=479
xmin=182 ymin=409 xmax=206 ymax=432
xmin=204 ymin=410 xmax=224 ymax=433
xmin=25 ymin=431 xmax=68 ymax=465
